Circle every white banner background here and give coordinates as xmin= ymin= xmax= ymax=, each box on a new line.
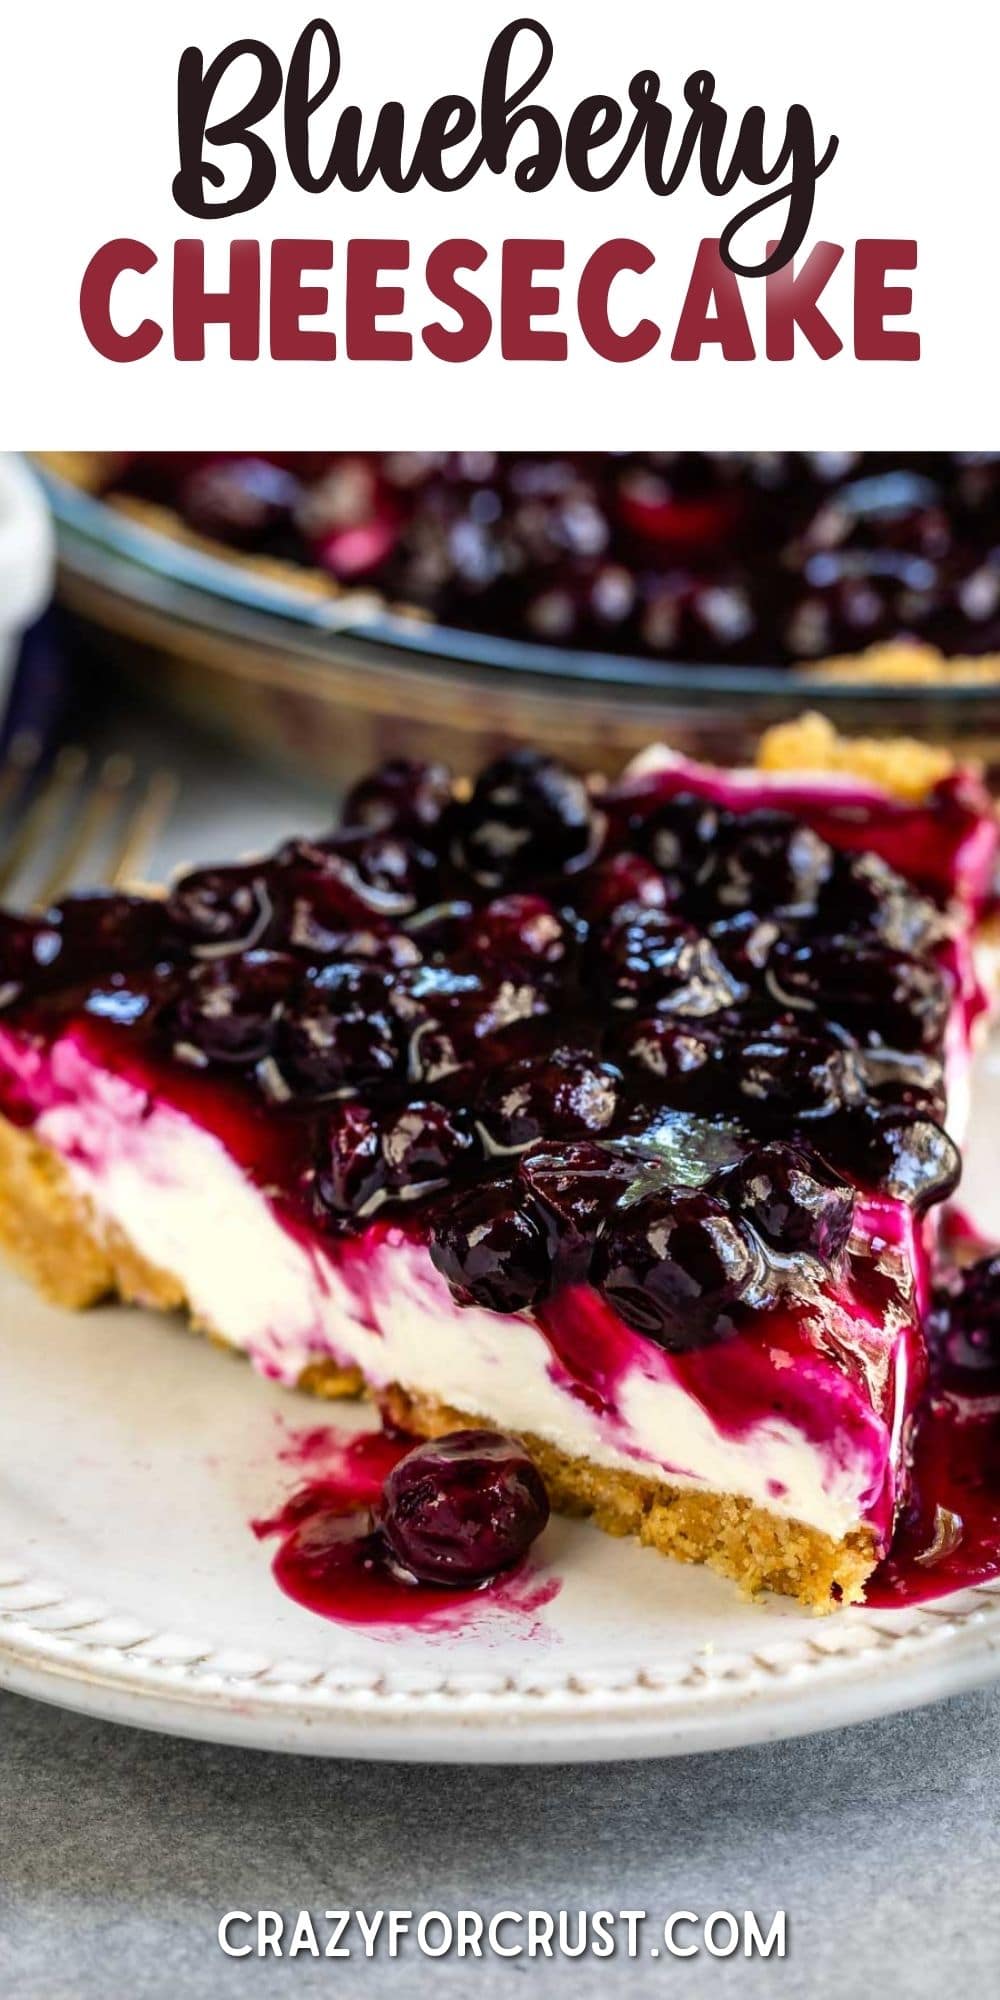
xmin=0 ymin=0 xmax=991 ymax=445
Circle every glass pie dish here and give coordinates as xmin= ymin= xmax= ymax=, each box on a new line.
xmin=35 ymin=454 xmax=1000 ymax=788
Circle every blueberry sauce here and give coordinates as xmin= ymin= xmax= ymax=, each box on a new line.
xmin=107 ymin=453 xmax=1000 ymax=670
xmin=254 ymin=1424 xmax=555 ymax=1629
xmin=867 ymin=1253 xmax=1000 ymax=1603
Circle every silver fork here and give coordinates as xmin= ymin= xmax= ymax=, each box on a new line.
xmin=0 ymin=734 xmax=178 ymax=908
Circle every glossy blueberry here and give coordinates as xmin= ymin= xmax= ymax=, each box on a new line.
xmin=518 ymin=1139 xmax=641 ymax=1282
xmin=579 ymin=851 xmax=675 ymax=923
xmin=735 ymin=1027 xmax=858 ymax=1123
xmin=46 ymin=892 xmax=173 ymax=974
xmin=466 ymin=894 xmax=572 ymax=976
xmin=715 ymin=1141 xmax=856 ymax=1264
xmin=611 ymin=1015 xmax=726 ymax=1103
xmin=0 ymin=908 xmax=65 ymax=1004
xmin=429 ymin=1182 xmax=552 ymax=1314
xmin=313 ymin=1100 xmax=385 ymax=1216
xmin=279 ymin=833 xmax=433 ymax=938
xmin=768 ymin=936 xmax=952 ymax=1052
xmin=170 ymin=950 xmax=294 ymax=1066
xmin=819 ymin=850 xmax=943 ymax=955
xmin=452 ymin=750 xmax=598 ymax=888
xmin=637 ymin=792 xmax=720 ymax=876
xmin=592 ymin=1189 xmax=756 ymax=1349
xmin=166 ymin=865 xmax=273 ymax=955
xmin=859 ymin=1106 xmax=961 ymax=1211
xmin=380 ymin=1100 xmax=478 ymax=1196
xmin=272 ymin=963 xmax=399 ymax=1098
xmin=699 ymin=811 xmax=834 ymax=920
xmin=342 ymin=757 xmax=453 ymax=838
xmin=374 ymin=1429 xmax=550 ymax=1584
xmin=856 ymin=1047 xmax=948 ymax=1123
xmin=599 ymin=909 xmax=743 ymax=1016
xmin=476 ymin=1047 xmax=622 ymax=1152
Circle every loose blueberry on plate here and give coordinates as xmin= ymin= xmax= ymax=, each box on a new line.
xmin=374 ymin=1429 xmax=550 ymax=1585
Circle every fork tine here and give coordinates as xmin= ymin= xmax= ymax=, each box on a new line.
xmin=34 ymin=753 xmax=135 ymax=908
xmin=0 ymin=731 xmax=43 ymax=820
xmin=107 ymin=770 xmax=178 ymax=888
xmin=0 ymin=745 xmax=88 ymax=901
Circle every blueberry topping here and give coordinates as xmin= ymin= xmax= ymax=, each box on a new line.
xmin=380 ymin=1100 xmax=478 ymax=1196
xmin=170 ymin=951 xmax=294 ymax=1066
xmin=592 ymin=1189 xmax=756 ymax=1349
xmin=517 ymin=1139 xmax=641 ymax=1286
xmin=166 ymin=866 xmax=272 ymax=956
xmin=476 ymin=1047 xmax=622 ymax=1152
xmin=0 ymin=910 xmax=62 ymax=1007
xmin=272 ymin=963 xmax=400 ymax=1099
xmin=314 ymin=1100 xmax=385 ymax=1216
xmin=342 ymin=757 xmax=453 ymax=837
xmin=716 ymin=1140 xmax=856 ymax=1264
xmin=768 ymin=937 xmax=951 ymax=1052
xmin=700 ymin=811 xmax=834 ymax=919
xmin=2 ymin=721 xmax=972 ymax=1330
xmin=430 ymin=1182 xmax=552 ymax=1313
xmin=374 ymin=1428 xmax=549 ymax=1584
xmin=452 ymin=750 xmax=599 ymax=888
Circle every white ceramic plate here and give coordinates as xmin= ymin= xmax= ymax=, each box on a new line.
xmin=3 ymin=1048 xmax=1000 ymax=1764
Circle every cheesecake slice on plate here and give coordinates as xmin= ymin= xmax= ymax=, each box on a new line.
xmin=0 ymin=716 xmax=994 ymax=1608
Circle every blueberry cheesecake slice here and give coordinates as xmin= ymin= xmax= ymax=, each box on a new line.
xmin=0 ymin=716 xmax=995 ymax=1607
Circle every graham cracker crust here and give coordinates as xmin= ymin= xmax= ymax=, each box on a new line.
xmin=0 ymin=1110 xmax=876 ymax=1609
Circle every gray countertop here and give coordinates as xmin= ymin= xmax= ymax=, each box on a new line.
xmin=2 ymin=1683 xmax=1000 ymax=1998
xmin=3 ymin=714 xmax=999 ymax=1996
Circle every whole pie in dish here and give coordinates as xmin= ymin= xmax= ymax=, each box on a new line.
xmin=0 ymin=715 xmax=995 ymax=1608
xmin=43 ymin=450 xmax=1000 ymax=678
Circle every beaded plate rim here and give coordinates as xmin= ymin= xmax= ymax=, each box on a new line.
xmin=3 ymin=1560 xmax=999 ymax=1760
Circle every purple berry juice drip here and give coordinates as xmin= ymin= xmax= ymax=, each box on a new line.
xmin=254 ymin=1425 xmax=552 ymax=1628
